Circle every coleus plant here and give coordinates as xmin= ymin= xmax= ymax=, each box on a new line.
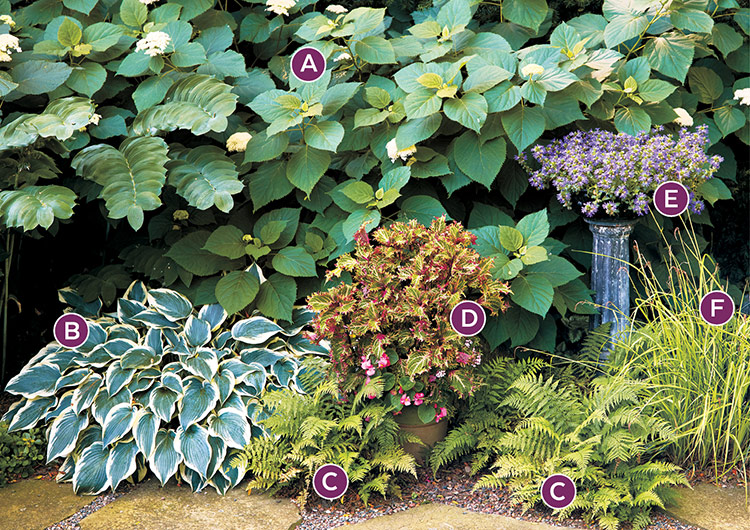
xmin=2 ymin=276 xmax=327 ymax=494
xmin=306 ymin=216 xmax=511 ymax=423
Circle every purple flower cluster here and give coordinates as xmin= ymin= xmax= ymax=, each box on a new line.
xmin=517 ymin=126 xmax=723 ymax=218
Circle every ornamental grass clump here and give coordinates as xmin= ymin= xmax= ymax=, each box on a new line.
xmin=518 ymin=125 xmax=723 ymax=218
xmin=306 ymin=217 xmax=511 ymax=423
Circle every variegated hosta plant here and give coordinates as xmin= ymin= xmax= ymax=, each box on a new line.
xmin=2 ymin=280 xmax=326 ymax=495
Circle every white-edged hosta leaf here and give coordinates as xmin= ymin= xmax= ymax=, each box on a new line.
xmin=72 ymin=373 xmax=103 ymax=414
xmin=8 ymin=396 xmax=56 ymax=432
xmin=147 ymin=289 xmax=193 ymax=321
xmin=175 ymin=423 xmax=212 ymax=477
xmin=231 ymin=316 xmax=284 ymax=344
xmin=215 ymin=369 xmax=235 ymax=404
xmin=220 ymin=451 xmax=246 ymax=487
xmin=133 ymin=409 xmax=160 ymax=458
xmin=120 ymin=346 xmax=160 ymax=370
xmin=48 ymin=407 xmax=89 ymax=462
xmin=184 ymin=348 xmax=219 ymax=381
xmin=180 ymin=464 xmax=207 ymax=492
xmin=206 ymin=435 xmax=226 ymax=480
xmin=73 ymin=442 xmax=110 ymax=495
xmin=207 ymin=408 xmax=250 ymax=449
xmin=184 ymin=316 xmax=211 ymax=347
xmin=44 ymin=392 xmax=73 ymax=423
xmin=178 ymin=378 xmax=218 ymax=429
xmin=92 ymin=388 xmax=131 ymax=426
xmin=150 ymin=429 xmax=181 ymax=485
xmin=1 ymin=399 xmax=24 ymax=425
xmin=71 ymin=136 xmax=169 ymax=231
xmin=130 ymin=309 xmax=182 ymax=329
xmin=102 ymin=403 xmax=136 ymax=446
xmin=219 ymin=359 xmax=257 ymax=383
xmin=161 ymin=372 xmax=183 ymax=394
xmin=198 ymin=304 xmax=227 ymax=332
xmin=146 ymin=328 xmax=164 ymax=356
xmin=102 ymin=338 xmax=137 ymax=358
xmin=75 ymin=346 xmax=113 ymax=368
xmin=149 ymin=385 xmax=180 ymax=422
xmin=106 ymin=363 xmax=136 ymax=396
xmin=209 ymin=469 xmax=232 ymax=494
xmin=54 ymin=368 xmax=89 ymax=391
xmin=271 ymin=359 xmax=296 ymax=388
xmin=107 ymin=439 xmax=139 ymax=491
xmin=5 ymin=363 xmax=61 ymax=398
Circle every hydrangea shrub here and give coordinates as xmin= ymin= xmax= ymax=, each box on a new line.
xmin=307 ymin=217 xmax=511 ymax=423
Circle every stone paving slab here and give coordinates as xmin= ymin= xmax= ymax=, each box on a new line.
xmin=78 ymin=479 xmax=301 ymax=530
xmin=664 ymin=484 xmax=750 ymax=530
xmin=331 ymin=504 xmax=581 ymax=530
xmin=0 ymin=479 xmax=92 ymax=530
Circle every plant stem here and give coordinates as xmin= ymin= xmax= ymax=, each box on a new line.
xmin=1 ymin=231 xmax=14 ymax=385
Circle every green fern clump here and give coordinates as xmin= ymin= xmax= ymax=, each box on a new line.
xmin=474 ymin=373 xmax=687 ymax=530
xmin=232 ymin=357 xmax=418 ymax=506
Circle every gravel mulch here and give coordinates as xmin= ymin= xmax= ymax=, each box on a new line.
xmin=293 ymin=463 xmax=705 ymax=530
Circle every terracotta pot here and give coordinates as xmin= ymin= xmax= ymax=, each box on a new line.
xmin=394 ymin=406 xmax=447 ymax=464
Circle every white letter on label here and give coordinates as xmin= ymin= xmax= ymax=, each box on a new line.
xmin=64 ymin=322 xmax=80 ymax=341
xmin=462 ymin=310 xmax=478 ymax=327
xmin=664 ymin=189 xmax=678 ymax=208
xmin=710 ymin=298 xmax=724 ymax=318
xmin=301 ymin=54 xmax=318 ymax=72
xmin=551 ymin=482 xmax=566 ymax=501
xmin=322 ymin=472 xmax=338 ymax=491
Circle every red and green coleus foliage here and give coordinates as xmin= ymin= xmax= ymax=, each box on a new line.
xmin=306 ymin=216 xmax=511 ymax=424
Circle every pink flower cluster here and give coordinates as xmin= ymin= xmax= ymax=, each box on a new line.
xmin=361 ymin=352 xmax=390 ymax=376
xmin=434 ymin=404 xmax=448 ymax=422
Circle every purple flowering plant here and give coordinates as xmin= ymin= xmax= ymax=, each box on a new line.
xmin=517 ymin=126 xmax=723 ymax=218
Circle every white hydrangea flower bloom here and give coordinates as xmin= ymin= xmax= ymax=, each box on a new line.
xmin=266 ymin=0 xmax=296 ymax=16
xmin=672 ymin=108 xmax=693 ymax=127
xmin=0 ymin=33 xmax=21 ymax=62
xmin=333 ymin=52 xmax=351 ymax=62
xmin=326 ymin=4 xmax=348 ymax=13
xmin=135 ymin=31 xmax=171 ymax=57
xmin=0 ymin=15 xmax=15 ymax=28
xmin=227 ymin=132 xmax=253 ymax=152
xmin=138 ymin=0 xmax=161 ymax=4
xmin=734 ymin=88 xmax=750 ymax=106
xmin=386 ymin=138 xmax=417 ymax=163
xmin=521 ymin=63 xmax=545 ymax=77
xmin=89 ymin=113 xmax=102 ymax=126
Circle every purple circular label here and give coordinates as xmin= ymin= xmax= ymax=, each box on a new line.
xmin=700 ymin=290 xmax=735 ymax=326
xmin=290 ymin=47 xmax=326 ymax=83
xmin=541 ymin=474 xmax=576 ymax=510
xmin=653 ymin=181 xmax=689 ymax=217
xmin=53 ymin=313 xmax=89 ymax=348
xmin=312 ymin=464 xmax=348 ymax=500
xmin=450 ymin=301 xmax=486 ymax=337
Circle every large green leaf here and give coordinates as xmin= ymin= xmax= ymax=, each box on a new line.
xmin=511 ymin=274 xmax=554 ymax=316
xmin=179 ymin=378 xmax=219 ymax=429
xmin=106 ymin=439 xmax=139 ymax=490
xmin=453 ymin=132 xmax=505 ymax=189
xmin=47 ymin=407 xmax=89 ymax=461
xmin=207 ymin=408 xmax=250 ymax=449
xmin=215 ymin=271 xmax=260 ymax=314
xmin=644 ymin=32 xmax=695 ymax=82
xmin=0 ymin=186 xmax=77 ymax=231
xmin=671 ymin=7 xmax=714 ymax=34
xmin=256 ymin=273 xmax=296 ymax=322
xmin=203 ymin=226 xmax=246 ymax=260
xmin=354 ymin=36 xmax=396 ymax=64
xmin=443 ymin=93 xmax=488 ymax=133
xmin=304 ymin=121 xmax=345 ymax=152
xmin=714 ymin=106 xmax=746 ymax=137
xmin=150 ymin=429 xmax=182 ymax=485
xmin=614 ymin=106 xmax=651 ymax=136
xmin=503 ymin=0 xmax=548 ymax=31
xmin=66 ymin=62 xmax=107 ymax=97
xmin=604 ymin=13 xmax=648 ymax=48
xmin=132 ymin=75 xmax=238 ymax=136
xmin=272 ymin=247 xmax=317 ymax=277
xmin=72 ymin=137 xmax=169 ymax=230
xmin=176 ymin=423 xmax=212 ymax=476
xmin=286 ymin=145 xmax=330 ymax=195
xmin=516 ymin=210 xmax=549 ymax=247
xmin=167 ymin=146 xmax=244 ymax=213
xmin=502 ymin=105 xmax=545 ymax=152
xmin=165 ymin=231 xmax=239 ymax=276
xmin=12 ymin=60 xmax=72 ymax=95
xmin=528 ymin=256 xmax=582 ymax=287
xmin=688 ymin=67 xmax=724 ymax=104
xmin=398 ymin=195 xmax=449 ymax=226
xmin=404 ymin=89 xmax=442 ymax=119
xmin=73 ymin=441 xmax=110 ymax=494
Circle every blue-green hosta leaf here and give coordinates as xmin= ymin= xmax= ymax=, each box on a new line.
xmin=121 ymin=346 xmax=160 ymax=370
xmin=102 ymin=403 xmax=136 ymax=446
xmin=48 ymin=407 xmax=89 ymax=462
xmin=183 ymin=348 xmax=219 ymax=381
xmin=198 ymin=304 xmax=227 ymax=332
xmin=74 ymin=346 xmax=112 ymax=368
xmin=146 ymin=328 xmax=164 ymax=356
xmin=220 ymin=451 xmax=246 ymax=488
xmin=166 ymin=146 xmax=244 ymax=213
xmin=240 ymin=348 xmax=285 ymax=368
xmin=180 ymin=464 xmax=208 ymax=492
xmin=175 ymin=423 xmax=212 ymax=477
xmin=272 ymin=359 xmax=296 ymax=388
xmin=179 ymin=378 xmax=218 ymax=429
xmin=147 ymin=289 xmax=192 ymax=321
xmin=1 ymin=400 xmax=24 ymax=425
xmin=287 ymin=333 xmax=330 ymax=355
xmin=106 ymin=439 xmax=139 ymax=491
xmin=0 ymin=186 xmax=77 ymax=232
xmin=130 ymin=309 xmax=182 ymax=329
xmin=133 ymin=409 xmax=160 ymax=458
xmin=150 ymin=429 xmax=182 ymax=485
xmin=207 ymin=408 xmax=249 ymax=450
xmin=184 ymin=316 xmax=211 ymax=348
xmin=215 ymin=369 xmax=235 ymax=404
xmin=149 ymin=385 xmax=180 ymax=422
xmin=71 ymin=136 xmax=169 ymax=230
xmin=219 ymin=359 xmax=257 ymax=383
xmin=118 ymin=298 xmax=147 ymax=326
xmin=73 ymin=442 xmax=110 ymax=495
xmin=124 ymin=280 xmax=148 ymax=303
xmin=92 ymin=388 xmax=131 ymax=426
xmin=102 ymin=339 xmax=138 ymax=358
xmin=106 ymin=363 xmax=136 ymax=396
xmin=132 ymin=74 xmax=238 ymax=136
xmin=238 ymin=369 xmax=267 ymax=396
xmin=209 ymin=468 xmax=232 ymax=494
xmin=161 ymin=372 xmax=183 ymax=394
xmin=232 ymin=316 xmax=284 ymax=345
xmin=163 ymin=329 xmax=190 ymax=355
xmin=8 ymin=396 xmax=56 ymax=432
xmin=206 ymin=435 xmax=227 ymax=480
xmin=5 ymin=363 xmax=61 ymax=398
xmin=72 ymin=373 xmax=103 ymax=414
